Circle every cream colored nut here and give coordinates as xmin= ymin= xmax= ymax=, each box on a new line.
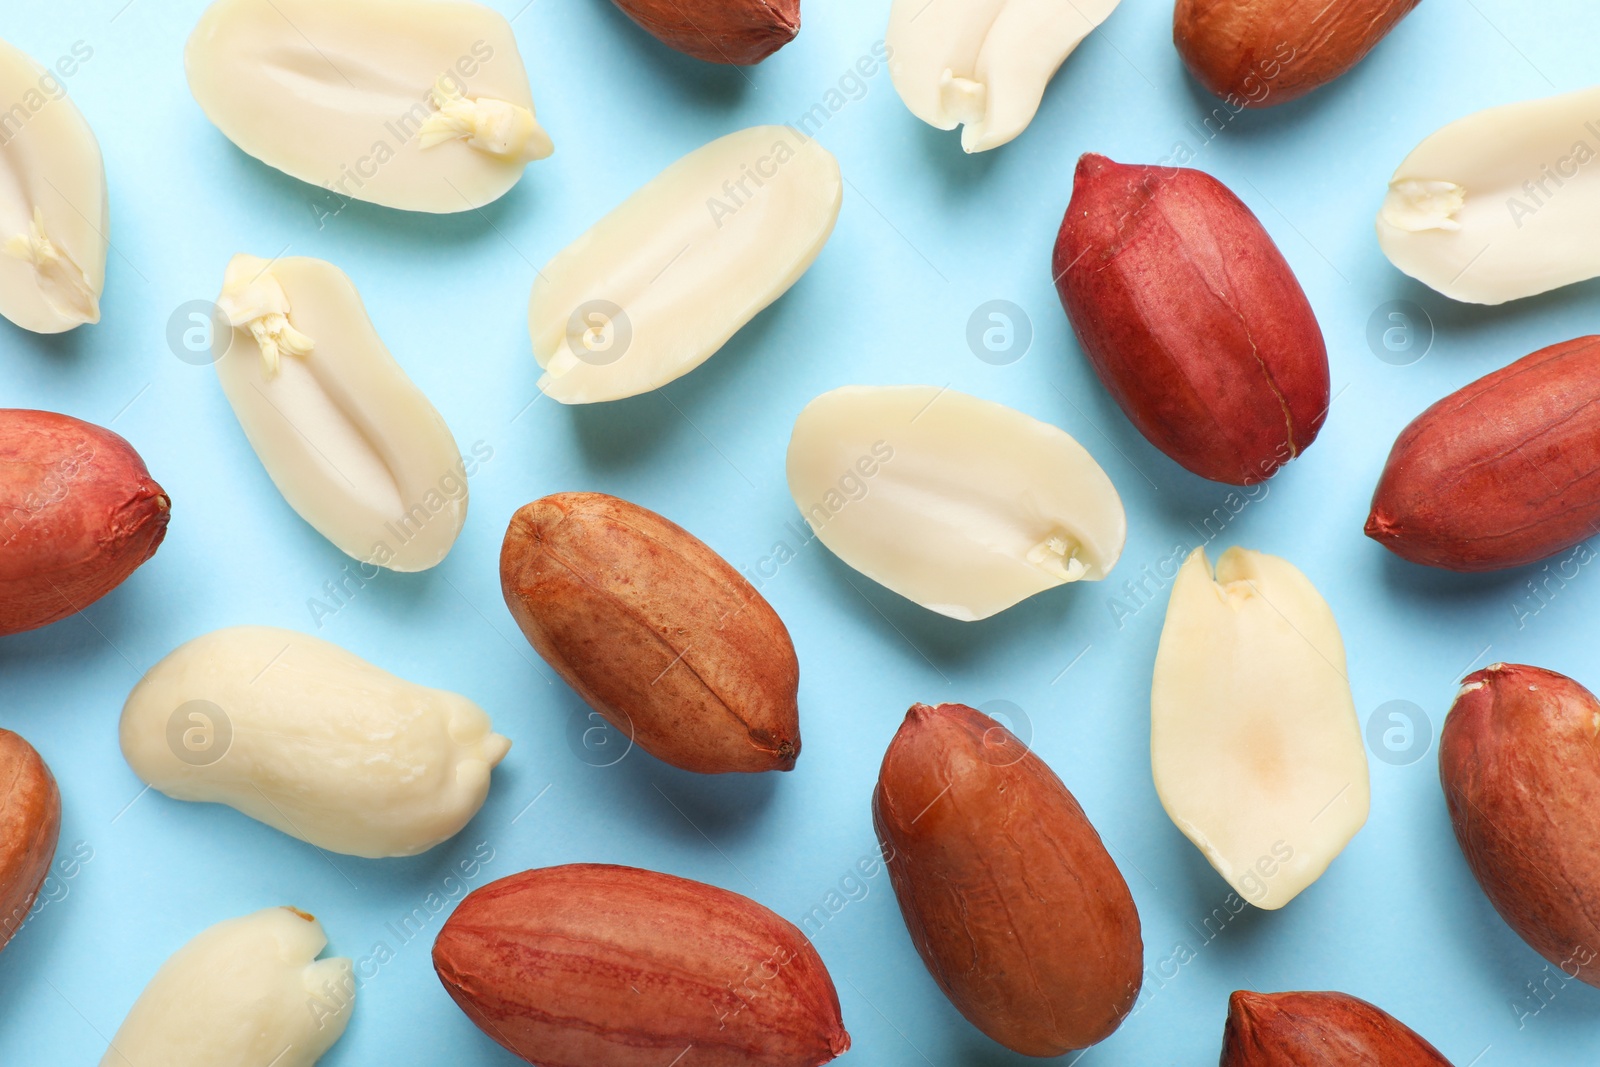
xmin=1377 ymin=86 xmax=1600 ymax=303
xmin=785 ymin=385 xmax=1125 ymax=621
xmin=185 ymin=0 xmax=551 ymax=213
xmin=101 ymin=906 xmax=352 ymax=1067
xmin=886 ymin=0 xmax=1120 ymax=152
xmin=119 ymin=626 xmax=510 ymax=859
xmin=1151 ymin=547 xmax=1369 ymax=910
xmin=0 ymin=37 xmax=107 ymax=333
xmin=214 ymin=253 xmax=467 ymax=572
xmin=530 ymin=125 xmax=841 ymax=404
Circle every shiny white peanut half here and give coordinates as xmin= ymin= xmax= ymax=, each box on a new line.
xmin=1151 ymin=547 xmax=1370 ymax=910
xmin=186 ymin=0 xmax=550 ymax=212
xmin=214 ymin=253 xmax=467 ymax=572
xmin=887 ymin=0 xmax=1120 ymax=152
xmin=0 ymin=35 xmax=106 ymax=333
xmin=1377 ymin=85 xmax=1600 ymax=303
xmin=785 ymin=385 xmax=1125 ymax=621
xmin=530 ymin=125 xmax=841 ymax=404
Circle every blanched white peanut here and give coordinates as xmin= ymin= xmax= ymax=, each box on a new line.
xmin=785 ymin=385 xmax=1125 ymax=621
xmin=887 ymin=0 xmax=1120 ymax=152
xmin=214 ymin=253 xmax=467 ymax=572
xmin=120 ymin=626 xmax=510 ymax=859
xmin=530 ymin=125 xmax=841 ymax=404
xmin=1151 ymin=547 xmax=1369 ymax=910
xmin=0 ymin=37 xmax=107 ymax=333
xmin=100 ymin=907 xmax=352 ymax=1067
xmin=185 ymin=0 xmax=551 ymax=213
xmin=1377 ymin=86 xmax=1600 ymax=303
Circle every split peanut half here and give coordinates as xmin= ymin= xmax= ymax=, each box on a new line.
xmin=785 ymin=385 xmax=1125 ymax=621
xmin=0 ymin=36 xmax=107 ymax=333
xmin=185 ymin=0 xmax=551 ymax=213
xmin=101 ymin=907 xmax=352 ymax=1067
xmin=213 ymin=253 xmax=467 ymax=572
xmin=1151 ymin=547 xmax=1369 ymax=909
xmin=1377 ymin=85 xmax=1600 ymax=303
xmin=886 ymin=0 xmax=1120 ymax=152
xmin=529 ymin=125 xmax=841 ymax=404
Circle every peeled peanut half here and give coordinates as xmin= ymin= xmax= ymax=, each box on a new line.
xmin=0 ymin=37 xmax=107 ymax=333
xmin=1378 ymin=86 xmax=1600 ymax=304
xmin=1151 ymin=547 xmax=1369 ymax=909
xmin=886 ymin=0 xmax=1120 ymax=152
xmin=214 ymin=253 xmax=467 ymax=571
xmin=120 ymin=626 xmax=511 ymax=859
xmin=101 ymin=906 xmax=352 ymax=1067
xmin=185 ymin=0 xmax=551 ymax=213
xmin=785 ymin=385 xmax=1125 ymax=621
xmin=530 ymin=125 xmax=840 ymax=404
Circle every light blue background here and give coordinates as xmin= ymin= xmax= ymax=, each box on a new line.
xmin=3 ymin=0 xmax=1597 ymax=1062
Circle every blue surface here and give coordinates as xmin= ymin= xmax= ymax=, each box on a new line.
xmin=3 ymin=0 xmax=1598 ymax=1062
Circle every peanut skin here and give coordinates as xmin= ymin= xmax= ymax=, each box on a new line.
xmin=500 ymin=492 xmax=800 ymax=774
xmin=609 ymin=0 xmax=799 ymax=64
xmin=432 ymin=864 xmax=849 ymax=1067
xmin=1053 ymin=155 xmax=1329 ymax=485
xmin=0 ymin=410 xmax=169 ymax=636
xmin=1366 ymin=336 xmax=1600 ymax=572
xmin=0 ymin=729 xmax=61 ymax=953
xmin=873 ymin=703 xmax=1142 ymax=1056
xmin=1175 ymin=0 xmax=1421 ymax=108
xmin=1220 ymin=990 xmax=1454 ymax=1065
xmin=1439 ymin=664 xmax=1600 ymax=987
